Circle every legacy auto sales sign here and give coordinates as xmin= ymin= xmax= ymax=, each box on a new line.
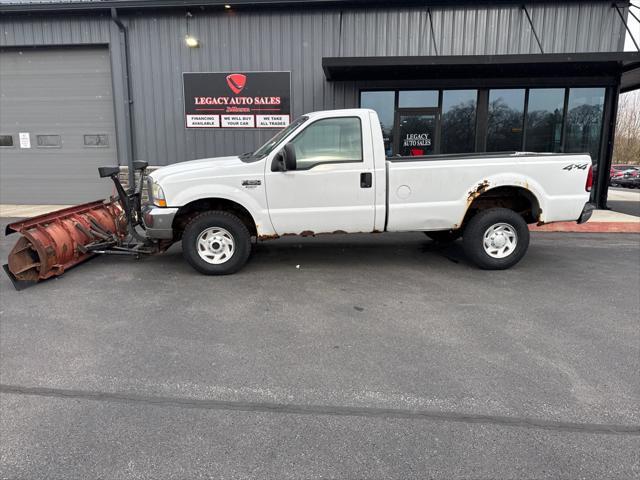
xmin=183 ymin=71 xmax=291 ymax=129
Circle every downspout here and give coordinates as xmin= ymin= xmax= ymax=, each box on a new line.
xmin=111 ymin=8 xmax=136 ymax=189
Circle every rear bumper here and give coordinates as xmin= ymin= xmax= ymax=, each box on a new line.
xmin=143 ymin=206 xmax=178 ymax=239
xmin=577 ymin=202 xmax=596 ymax=224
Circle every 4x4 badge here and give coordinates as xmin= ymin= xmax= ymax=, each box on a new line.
xmin=563 ymin=163 xmax=589 ymax=171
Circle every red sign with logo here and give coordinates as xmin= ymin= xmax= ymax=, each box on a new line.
xmin=226 ymin=74 xmax=247 ymax=94
xmin=183 ymin=71 xmax=291 ymax=129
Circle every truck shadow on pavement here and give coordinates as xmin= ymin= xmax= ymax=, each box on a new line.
xmin=160 ymin=232 xmax=472 ymax=272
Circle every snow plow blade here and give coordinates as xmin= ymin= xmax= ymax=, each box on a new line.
xmin=4 ymin=200 xmax=127 ymax=290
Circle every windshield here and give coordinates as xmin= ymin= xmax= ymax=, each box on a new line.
xmin=252 ymin=116 xmax=308 ymax=158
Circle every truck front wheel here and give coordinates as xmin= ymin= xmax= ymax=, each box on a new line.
xmin=462 ymin=208 xmax=529 ymax=270
xmin=182 ymin=211 xmax=251 ymax=275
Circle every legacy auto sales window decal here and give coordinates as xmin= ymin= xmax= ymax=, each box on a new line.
xmin=403 ymin=133 xmax=431 ymax=147
xmin=183 ymin=71 xmax=291 ymax=129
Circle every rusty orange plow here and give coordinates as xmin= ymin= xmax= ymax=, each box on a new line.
xmin=4 ymin=162 xmax=164 ymax=290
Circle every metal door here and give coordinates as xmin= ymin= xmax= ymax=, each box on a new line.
xmin=0 ymin=47 xmax=117 ymax=204
xmin=393 ymin=108 xmax=440 ymax=156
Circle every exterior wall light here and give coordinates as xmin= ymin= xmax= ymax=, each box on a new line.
xmin=185 ymin=35 xmax=200 ymax=48
xmin=224 ymin=4 xmax=232 ymax=9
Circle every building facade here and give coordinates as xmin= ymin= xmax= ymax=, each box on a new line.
xmin=0 ymin=0 xmax=638 ymax=206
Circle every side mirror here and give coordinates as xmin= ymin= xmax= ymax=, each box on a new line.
xmin=271 ymin=143 xmax=297 ymax=172
xmin=282 ymin=143 xmax=297 ymax=171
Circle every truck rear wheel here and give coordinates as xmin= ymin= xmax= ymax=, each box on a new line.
xmin=182 ymin=211 xmax=251 ymax=275
xmin=462 ymin=208 xmax=529 ymax=270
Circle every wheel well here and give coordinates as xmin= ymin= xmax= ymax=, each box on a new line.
xmin=462 ymin=186 xmax=541 ymax=226
xmin=172 ymin=198 xmax=258 ymax=238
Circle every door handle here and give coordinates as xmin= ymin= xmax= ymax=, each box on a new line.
xmin=360 ymin=172 xmax=372 ymax=188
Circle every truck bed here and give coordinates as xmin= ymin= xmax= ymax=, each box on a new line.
xmin=384 ymin=152 xmax=591 ymax=231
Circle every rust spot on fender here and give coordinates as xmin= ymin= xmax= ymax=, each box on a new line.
xmin=467 ymin=180 xmax=490 ymax=203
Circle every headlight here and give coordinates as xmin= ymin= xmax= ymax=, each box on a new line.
xmin=151 ymin=180 xmax=167 ymax=207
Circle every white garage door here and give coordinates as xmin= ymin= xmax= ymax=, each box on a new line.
xmin=0 ymin=47 xmax=117 ymax=204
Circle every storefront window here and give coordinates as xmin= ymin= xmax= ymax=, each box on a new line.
xmin=360 ymin=91 xmax=395 ymax=156
xmin=441 ymin=90 xmax=477 ymax=154
xmin=564 ymin=88 xmax=605 ymax=163
xmin=398 ymin=90 xmax=438 ymax=108
xmin=361 ymin=86 xmax=607 ymax=160
xmin=525 ymin=88 xmax=565 ymax=153
xmin=487 ymin=89 xmax=525 ymax=152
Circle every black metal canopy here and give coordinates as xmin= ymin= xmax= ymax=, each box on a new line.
xmin=0 ymin=0 xmax=618 ymax=12
xmin=322 ymin=52 xmax=640 ymax=89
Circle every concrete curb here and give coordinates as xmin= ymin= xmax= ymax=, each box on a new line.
xmin=530 ymin=222 xmax=640 ymax=233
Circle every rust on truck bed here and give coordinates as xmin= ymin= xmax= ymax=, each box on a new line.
xmin=467 ymin=180 xmax=491 ymax=203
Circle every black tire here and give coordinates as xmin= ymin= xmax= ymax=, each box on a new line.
xmin=424 ymin=230 xmax=461 ymax=243
xmin=182 ymin=210 xmax=251 ymax=275
xmin=462 ymin=208 xmax=529 ymax=270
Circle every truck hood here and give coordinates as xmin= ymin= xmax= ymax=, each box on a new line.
xmin=150 ymin=156 xmax=246 ymax=183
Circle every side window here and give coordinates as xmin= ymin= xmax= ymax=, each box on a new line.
xmin=0 ymin=135 xmax=14 ymax=147
xmin=84 ymin=134 xmax=109 ymax=147
xmin=290 ymin=117 xmax=362 ymax=170
xmin=36 ymin=135 xmax=62 ymax=148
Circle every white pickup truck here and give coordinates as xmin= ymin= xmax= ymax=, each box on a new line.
xmin=143 ymin=108 xmax=594 ymax=273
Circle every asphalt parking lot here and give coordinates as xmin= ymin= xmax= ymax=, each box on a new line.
xmin=1 ymin=223 xmax=639 ymax=479
xmin=608 ymin=187 xmax=640 ymax=217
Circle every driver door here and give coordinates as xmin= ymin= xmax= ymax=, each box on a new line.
xmin=264 ymin=115 xmax=376 ymax=235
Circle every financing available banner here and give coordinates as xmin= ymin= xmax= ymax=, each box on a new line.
xmin=183 ymin=71 xmax=291 ymax=129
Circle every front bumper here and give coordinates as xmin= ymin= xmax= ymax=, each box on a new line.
xmin=577 ymin=202 xmax=596 ymax=224
xmin=143 ymin=206 xmax=178 ymax=239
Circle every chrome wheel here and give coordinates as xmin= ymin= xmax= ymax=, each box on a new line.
xmin=196 ymin=227 xmax=235 ymax=264
xmin=483 ymin=223 xmax=518 ymax=259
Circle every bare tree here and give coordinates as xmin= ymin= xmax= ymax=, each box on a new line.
xmin=612 ymin=91 xmax=640 ymax=165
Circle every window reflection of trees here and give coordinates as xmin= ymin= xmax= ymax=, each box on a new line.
xmin=401 ymin=116 xmax=434 ymax=133
xmin=526 ymin=108 xmax=563 ymax=152
xmin=565 ymin=104 xmax=603 ymax=161
xmin=441 ymin=100 xmax=476 ymax=153
xmin=487 ymin=99 xmax=524 ymax=151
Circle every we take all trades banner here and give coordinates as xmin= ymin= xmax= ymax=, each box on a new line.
xmin=183 ymin=71 xmax=291 ymax=129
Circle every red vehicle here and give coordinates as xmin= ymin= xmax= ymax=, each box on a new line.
xmin=610 ymin=165 xmax=639 ymax=186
